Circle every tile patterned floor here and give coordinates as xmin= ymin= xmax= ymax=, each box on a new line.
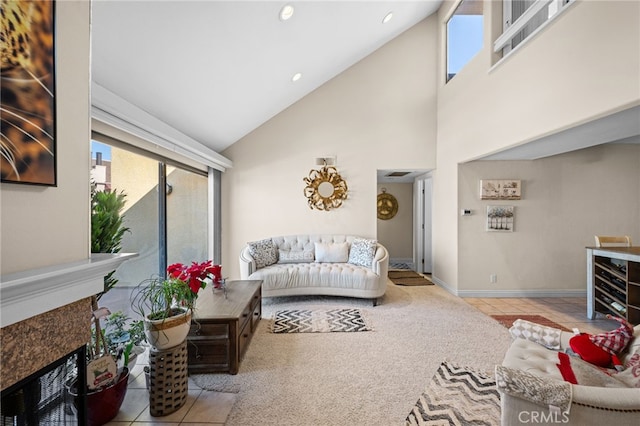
xmin=107 ymin=295 xmax=619 ymax=425
xmin=105 ymin=352 xmax=235 ymax=426
xmin=464 ymin=296 xmax=620 ymax=335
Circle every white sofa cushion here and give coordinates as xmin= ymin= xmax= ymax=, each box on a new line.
xmin=315 ymin=242 xmax=349 ymax=263
xmin=248 ymin=262 xmax=380 ymax=292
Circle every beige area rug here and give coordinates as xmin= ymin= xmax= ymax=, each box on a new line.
xmin=490 ymin=314 xmax=571 ymax=332
xmin=190 ymin=282 xmax=512 ymax=426
xmin=388 ymin=270 xmax=434 ymax=286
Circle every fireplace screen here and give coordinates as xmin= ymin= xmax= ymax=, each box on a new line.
xmin=1 ymin=347 xmax=86 ymax=425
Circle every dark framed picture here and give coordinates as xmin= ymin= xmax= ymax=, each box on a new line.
xmin=1 ymin=0 xmax=57 ymax=186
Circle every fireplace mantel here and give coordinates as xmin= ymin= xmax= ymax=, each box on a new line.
xmin=0 ymin=253 xmax=137 ymax=327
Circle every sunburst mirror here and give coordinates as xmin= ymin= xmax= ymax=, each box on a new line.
xmin=303 ymin=163 xmax=348 ymax=211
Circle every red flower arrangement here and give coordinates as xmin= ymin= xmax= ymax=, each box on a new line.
xmin=167 ymin=260 xmax=223 ymax=293
xmin=132 ymin=261 xmax=224 ymax=321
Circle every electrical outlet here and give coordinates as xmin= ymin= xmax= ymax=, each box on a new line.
xmin=490 ymin=274 xmax=497 ymax=284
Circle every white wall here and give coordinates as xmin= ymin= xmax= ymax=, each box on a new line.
xmin=0 ymin=1 xmax=91 ymax=274
xmin=433 ymin=0 xmax=640 ymax=292
xmin=222 ymin=17 xmax=438 ymax=279
xmin=376 ymin=183 xmax=413 ymax=261
xmin=458 ymin=143 xmax=640 ymax=296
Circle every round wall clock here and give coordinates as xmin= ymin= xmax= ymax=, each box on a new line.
xmin=377 ymin=189 xmax=398 ymax=220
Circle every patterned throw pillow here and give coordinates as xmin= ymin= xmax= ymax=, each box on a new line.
xmin=509 ymin=319 xmax=562 ymax=350
xmin=589 ymin=315 xmax=634 ymax=355
xmin=314 ymin=242 xmax=349 ymax=263
xmin=348 ymin=238 xmax=377 ymax=267
xmin=247 ymin=238 xmax=278 ymax=269
xmin=278 ymin=250 xmax=314 ymax=263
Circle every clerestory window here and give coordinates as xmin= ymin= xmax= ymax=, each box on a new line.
xmin=495 ymin=0 xmax=574 ymax=56
xmin=446 ymin=0 xmax=484 ymax=82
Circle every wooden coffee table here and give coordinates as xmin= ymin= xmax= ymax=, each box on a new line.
xmin=186 ymin=280 xmax=262 ymax=374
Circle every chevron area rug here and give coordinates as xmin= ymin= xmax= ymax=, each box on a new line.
xmin=270 ymin=308 xmax=372 ymax=333
xmin=405 ymin=361 xmax=500 ymax=426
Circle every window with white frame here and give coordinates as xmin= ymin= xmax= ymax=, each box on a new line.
xmin=495 ymin=0 xmax=574 ymax=55
xmin=446 ymin=0 xmax=484 ymax=82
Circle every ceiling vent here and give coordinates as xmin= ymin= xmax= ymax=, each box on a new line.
xmin=385 ymin=171 xmax=411 ymax=177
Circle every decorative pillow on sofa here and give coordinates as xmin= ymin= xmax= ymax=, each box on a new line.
xmin=248 ymin=238 xmax=278 ymax=268
xmin=509 ymin=319 xmax=562 ymax=350
xmin=278 ymin=250 xmax=314 ymax=264
xmin=347 ymin=238 xmax=377 ymax=267
xmin=314 ymin=242 xmax=349 ymax=263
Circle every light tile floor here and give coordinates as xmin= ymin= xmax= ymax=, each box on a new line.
xmin=107 ymin=295 xmax=620 ymax=425
xmin=105 ymin=352 xmax=236 ymax=426
xmin=464 ymin=296 xmax=620 ymax=335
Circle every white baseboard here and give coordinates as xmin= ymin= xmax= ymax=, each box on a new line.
xmin=430 ymin=276 xmax=586 ymax=298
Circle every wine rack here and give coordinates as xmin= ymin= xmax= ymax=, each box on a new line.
xmin=588 ymin=248 xmax=640 ymax=325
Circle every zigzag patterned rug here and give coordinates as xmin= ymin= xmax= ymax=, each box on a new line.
xmin=270 ymin=308 xmax=373 ymax=333
xmin=405 ymin=361 xmax=500 ymax=426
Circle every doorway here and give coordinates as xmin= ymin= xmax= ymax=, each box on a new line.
xmin=376 ymin=170 xmax=432 ymax=273
xmin=414 ymin=175 xmax=433 ymax=274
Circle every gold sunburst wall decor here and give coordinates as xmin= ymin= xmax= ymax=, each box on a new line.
xmin=377 ymin=188 xmax=398 ymax=220
xmin=303 ymin=162 xmax=348 ymax=211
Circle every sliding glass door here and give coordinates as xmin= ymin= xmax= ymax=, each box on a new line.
xmin=166 ymin=166 xmax=208 ymax=268
xmin=91 ymin=140 xmax=210 ymax=318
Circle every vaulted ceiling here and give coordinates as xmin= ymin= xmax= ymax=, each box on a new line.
xmin=91 ymin=1 xmax=443 ymax=154
xmin=91 ymin=1 xmax=639 ymax=178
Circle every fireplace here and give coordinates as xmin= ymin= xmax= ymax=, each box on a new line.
xmin=1 ymin=347 xmax=87 ymax=425
xmin=0 ymin=254 xmax=136 ymax=424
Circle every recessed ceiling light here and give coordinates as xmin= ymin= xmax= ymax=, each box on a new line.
xmin=280 ymin=4 xmax=294 ymax=21
xmin=382 ymin=12 xmax=393 ymax=24
xmin=291 ymin=72 xmax=302 ymax=82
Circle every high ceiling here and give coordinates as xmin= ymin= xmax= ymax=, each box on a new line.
xmin=91 ymin=1 xmax=443 ymax=154
xmin=91 ymin=0 xmax=639 ymax=180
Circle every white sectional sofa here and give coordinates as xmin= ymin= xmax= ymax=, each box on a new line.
xmin=497 ymin=320 xmax=640 ymax=425
xmin=239 ymin=235 xmax=388 ymax=305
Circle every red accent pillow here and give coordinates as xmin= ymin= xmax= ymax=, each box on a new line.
xmin=569 ymin=333 xmax=612 ymax=367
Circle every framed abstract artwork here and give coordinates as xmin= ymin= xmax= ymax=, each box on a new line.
xmin=480 ymin=179 xmax=521 ymax=200
xmin=1 ymin=0 xmax=57 ymax=186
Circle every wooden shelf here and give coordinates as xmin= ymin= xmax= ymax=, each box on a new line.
xmin=587 ymin=248 xmax=640 ymax=325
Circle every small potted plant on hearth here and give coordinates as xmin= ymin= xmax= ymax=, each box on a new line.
xmin=131 ymin=260 xmax=222 ymax=350
xmin=104 ymin=311 xmax=147 ymax=371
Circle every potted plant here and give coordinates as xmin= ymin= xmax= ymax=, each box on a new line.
xmin=91 ymin=185 xmax=130 ymax=299
xmin=104 ymin=311 xmax=147 ymax=371
xmin=66 ymin=185 xmax=133 ymax=425
xmin=67 ymin=308 xmax=131 ymax=426
xmin=131 ymin=260 xmax=221 ymax=350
